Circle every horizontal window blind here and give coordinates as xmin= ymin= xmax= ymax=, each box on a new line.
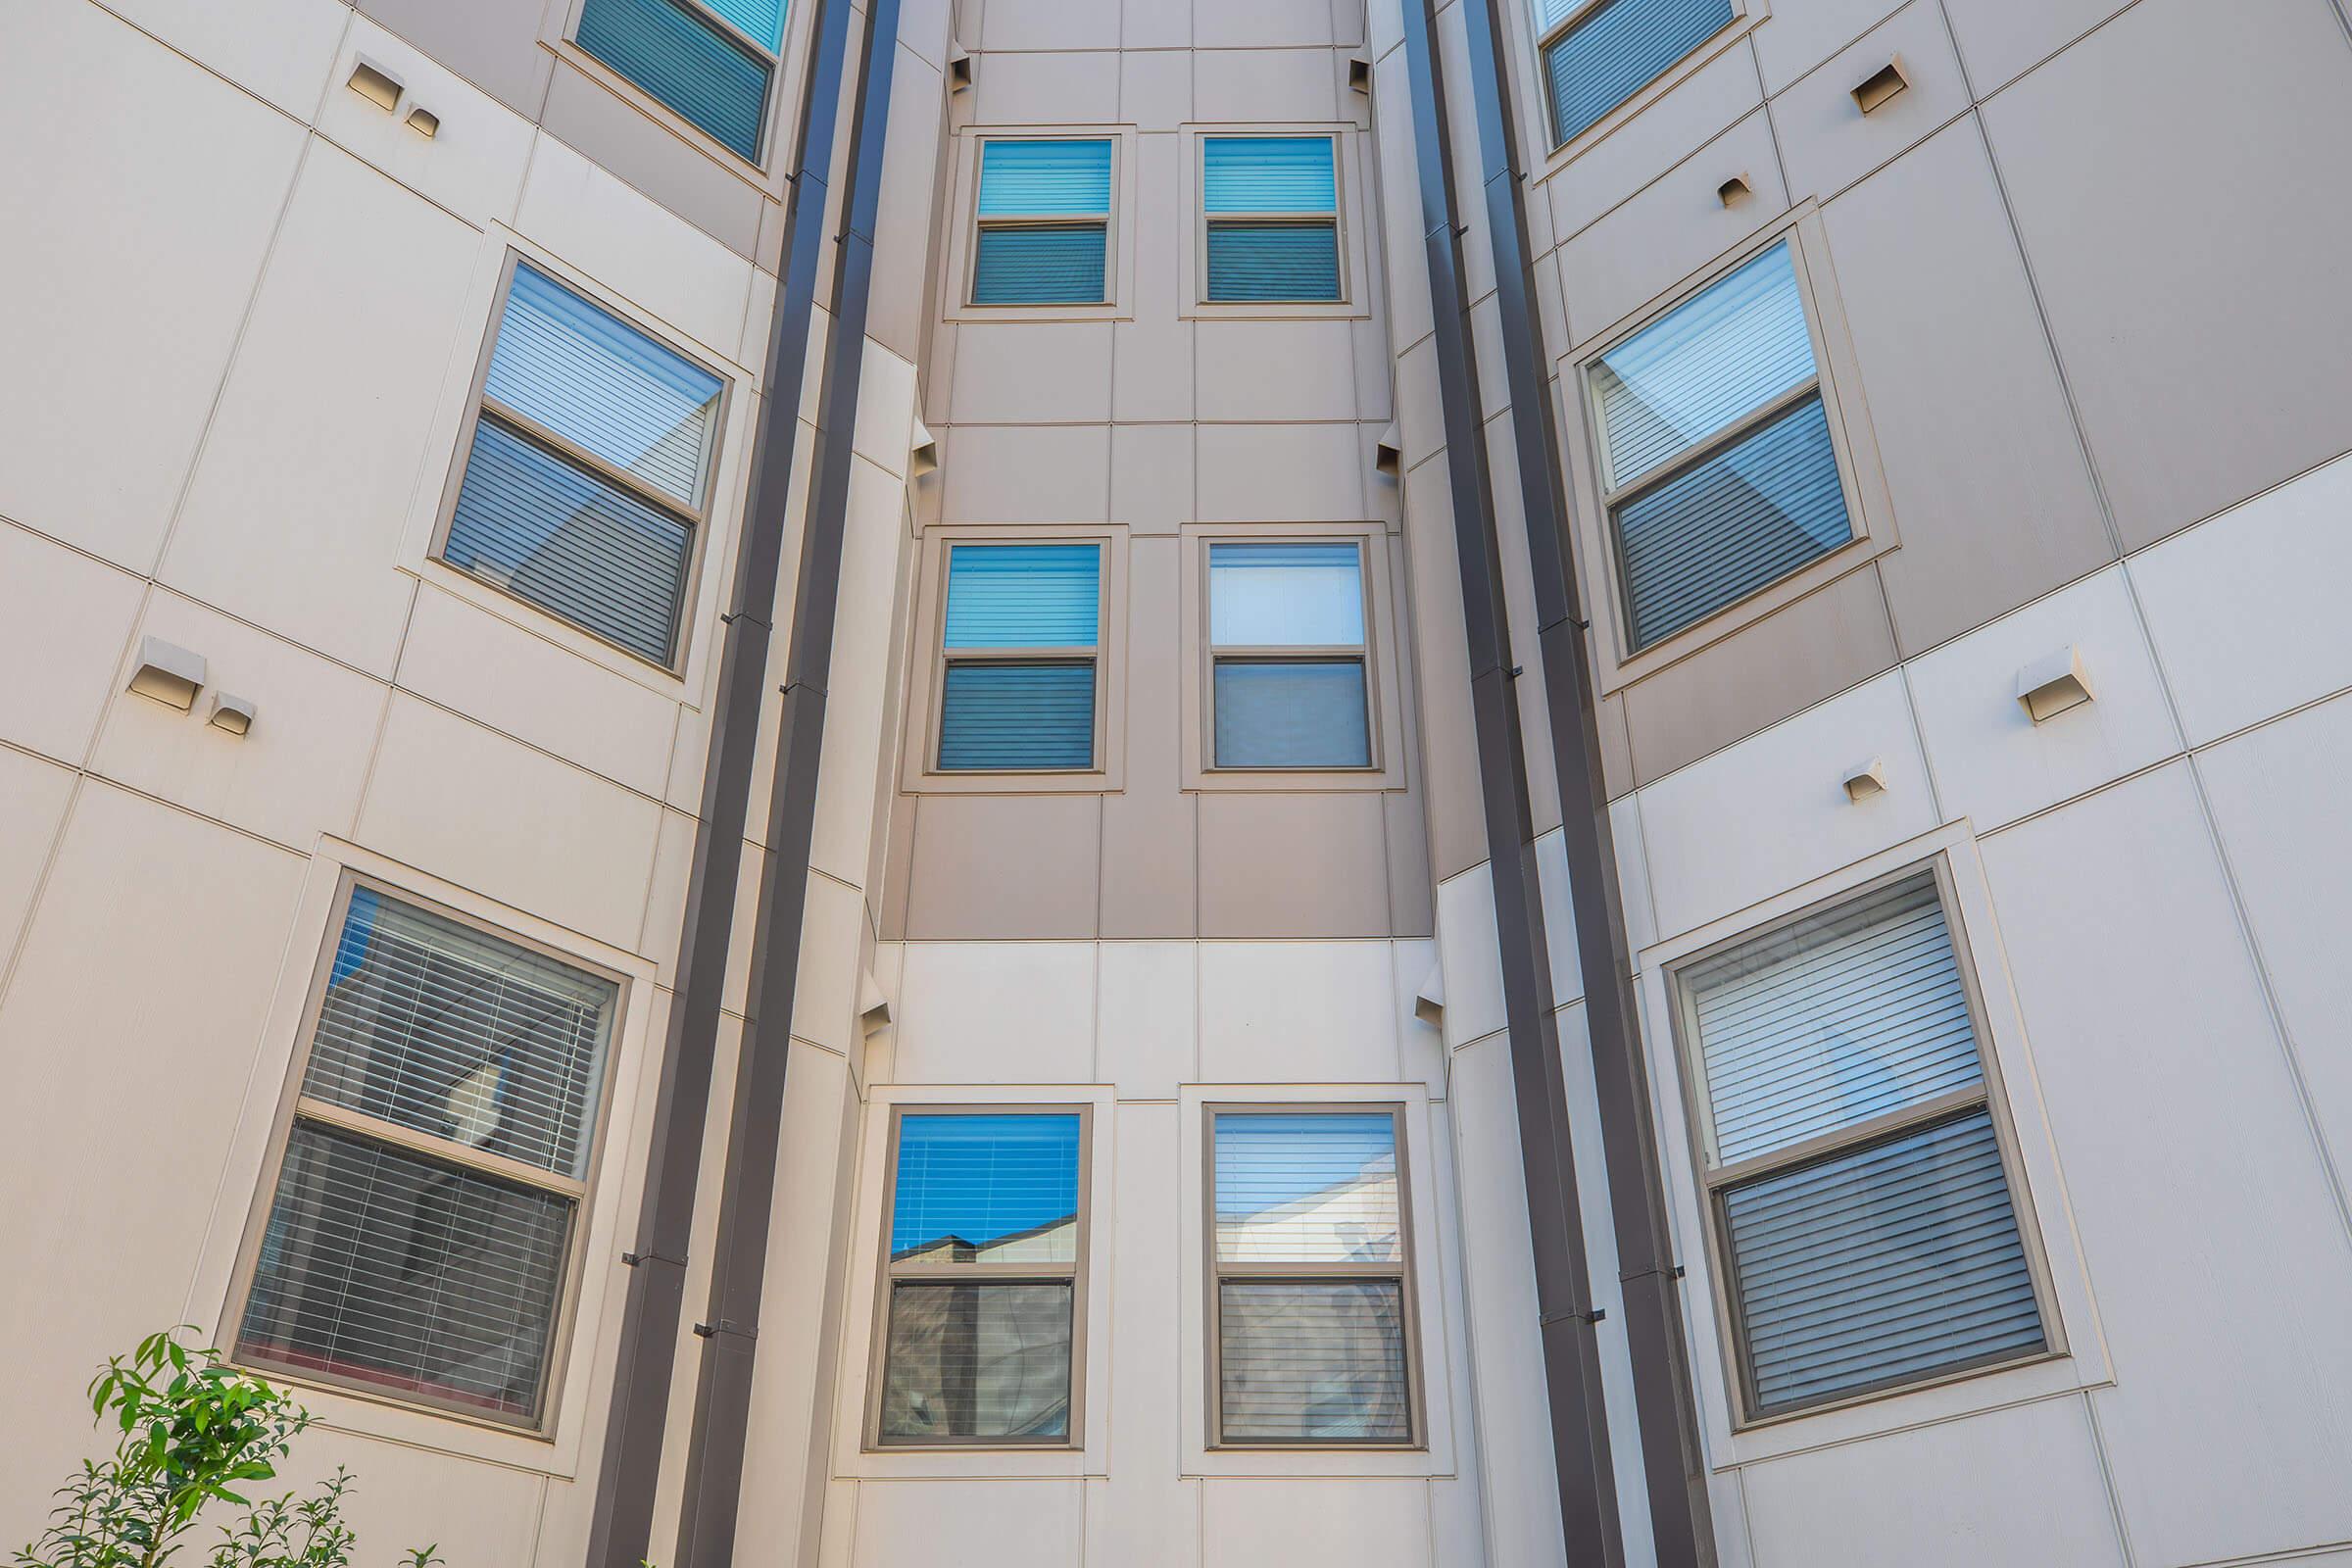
xmin=1722 ymin=1109 xmax=2044 ymax=1414
xmin=1206 ymin=222 xmax=1342 ymax=303
xmin=1544 ymin=0 xmax=1736 ymax=145
xmin=1615 ymin=393 xmax=1850 ymax=649
xmin=1687 ymin=873 xmax=1981 ymax=1166
xmin=879 ymin=1282 xmax=1073 ymax=1442
xmin=576 ymin=0 xmax=772 ymax=162
xmin=1593 ymin=243 xmax=1813 ymax=490
xmin=944 ymin=544 xmax=1101 ymax=648
xmin=486 ymin=264 xmax=724 ymax=510
xmin=240 ymin=1122 xmax=574 ymax=1421
xmin=446 ymin=416 xmax=696 ymax=664
xmin=700 ymin=0 xmax=785 ymax=50
xmin=979 ymin=139 xmax=1113 ymax=215
xmin=972 ymin=224 xmax=1108 ymax=305
xmin=1218 ymin=1282 xmax=1411 ymax=1443
xmin=1215 ymin=1112 xmax=1400 ymax=1264
xmin=305 ymin=888 xmax=618 ymax=1181
xmin=1203 ymin=137 xmax=1338 ymax=212
xmin=938 ymin=663 xmax=1096 ymax=769
xmin=1215 ymin=661 xmax=1371 ymax=768
xmin=891 ymin=1112 xmax=1082 ymax=1265
xmin=1209 ymin=542 xmax=1365 ymax=646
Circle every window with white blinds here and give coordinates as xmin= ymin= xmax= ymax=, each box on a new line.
xmin=1201 ymin=136 xmax=1343 ymax=303
xmin=575 ymin=0 xmax=783 ymax=164
xmin=874 ymin=1110 xmax=1087 ymax=1446
xmin=1677 ymin=871 xmax=2048 ymax=1420
xmin=935 ymin=543 xmax=1102 ymax=771
xmin=235 ymin=885 xmax=621 ymax=1428
xmin=971 ymin=139 xmax=1113 ymax=305
xmin=1208 ymin=542 xmax=1373 ymax=769
xmin=1588 ymin=241 xmax=1853 ymax=651
xmin=1208 ymin=1109 xmax=1415 ymax=1446
xmin=444 ymin=260 xmax=726 ymax=669
xmin=1536 ymin=0 xmax=1737 ymax=146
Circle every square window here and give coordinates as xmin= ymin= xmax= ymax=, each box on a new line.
xmin=441 ymin=260 xmax=728 ymax=671
xmin=971 ymin=139 xmax=1114 ymax=306
xmin=1206 ymin=543 xmax=1372 ymax=769
xmin=233 ymin=884 xmax=623 ymax=1429
xmin=935 ymin=543 xmax=1103 ymax=772
xmin=872 ymin=1110 xmax=1088 ymax=1447
xmin=1207 ymin=1108 xmax=1417 ymax=1446
xmin=1201 ymin=136 xmax=1342 ymax=304
xmin=1536 ymin=0 xmax=1737 ymax=148
xmin=1674 ymin=870 xmax=2051 ymax=1422
xmin=574 ymin=0 xmax=784 ymax=164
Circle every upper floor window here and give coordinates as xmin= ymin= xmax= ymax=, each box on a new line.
xmin=441 ymin=259 xmax=727 ymax=672
xmin=574 ymin=0 xmax=786 ymax=164
xmin=873 ymin=1109 xmax=1088 ymax=1446
xmin=971 ymin=138 xmax=1114 ymax=306
xmin=1588 ymin=240 xmax=1849 ymax=652
xmin=935 ymin=542 xmax=1103 ymax=772
xmin=1201 ymin=136 xmax=1342 ymax=303
xmin=1208 ymin=542 xmax=1372 ymax=769
xmin=1672 ymin=870 xmax=2051 ymax=1422
xmin=232 ymin=883 xmax=623 ymax=1430
xmin=1207 ymin=1108 xmax=1418 ymax=1446
xmin=1536 ymin=0 xmax=1736 ymax=147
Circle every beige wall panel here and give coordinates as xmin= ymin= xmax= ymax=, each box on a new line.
xmin=1740 ymin=1397 xmax=2125 ymax=1568
xmin=325 ymin=15 xmax=541 ymax=231
xmin=1938 ymin=0 xmax=2132 ymax=95
xmin=1772 ymin=0 xmax=1968 ymax=203
xmin=1596 ymin=690 xmax=1634 ymax=801
xmin=867 ymin=50 xmax=948 ymax=363
xmin=91 ymin=594 xmax=391 ymax=850
xmin=292 ymin=1428 xmax=545 ymax=1567
xmin=1394 ymin=339 xmax=1446 ymax=471
xmin=1981 ymin=762 xmax=2352 ymax=1566
xmin=853 ymin=1479 xmax=1083 ymax=1567
xmin=1622 ymin=564 xmax=1896 ymax=785
xmin=2127 ymin=452 xmax=2352 ymax=748
xmin=1824 ymin=121 xmax=2112 ymax=655
xmin=0 ymin=784 xmax=303 ymax=1529
xmin=1195 ymin=0 xmax=1339 ymax=50
xmin=808 ymin=456 xmax=910 ymax=885
xmin=1100 ymin=790 xmax=1198 ymax=937
xmin=1398 ymin=470 xmax=1487 ymax=883
xmin=398 ymin=585 xmax=677 ymax=800
xmin=788 ymin=870 xmax=867 ymax=1054
xmin=1394 ymin=936 xmax=1446 ymax=1090
xmin=1201 ymin=1478 xmax=1431 ymax=1568
xmin=1114 ymin=136 xmax=1199 ymax=422
xmin=0 ymin=524 xmax=147 ymax=765
xmin=1109 ymin=424 xmax=1198 ymax=534
xmin=973 ymin=50 xmax=1121 ymax=123
xmin=941 ymin=424 xmax=1111 ymax=522
xmin=0 ymin=747 xmax=74 ymax=970
xmin=1369 ymin=54 xmax=1436 ymax=353
xmin=1435 ymin=865 xmax=1505 ymax=1048
xmin=1120 ymin=47 xmax=1196 ymax=130
xmin=980 ymin=0 xmax=1121 ymax=52
xmin=1192 ymin=48 xmax=1343 ymax=122
xmin=891 ymin=941 xmax=1096 ymax=1083
xmin=1608 ymin=795 xmax=1658 ymax=956
xmin=1198 ymin=791 xmax=1393 ymax=938
xmin=357 ymin=695 xmax=663 ymax=952
xmin=1123 ymin=0 xmax=1192 ymax=49
xmin=636 ymin=807 xmax=699 ymax=987
xmin=0 ymin=2 xmax=303 ymax=571
xmin=1197 ymin=319 xmax=1363 ymax=422
xmin=1102 ymin=535 xmax=1198 ymax=936
xmin=1542 ymin=40 xmax=1762 ymax=243
xmin=904 ymin=793 xmax=1102 ymax=939
xmin=1196 ymin=939 xmax=1402 ymax=1081
xmin=1097 ymin=944 xmax=1197 ymax=1096
xmin=1556 ymin=109 xmax=1788 ymax=345
xmin=1386 ymin=788 xmax=1436 ymax=937
xmin=160 ymin=144 xmax=473 ymax=678
xmin=1980 ymin=0 xmax=2352 ymax=552
xmin=541 ymin=61 xmax=764 ymax=258
xmin=1750 ymin=0 xmax=1906 ymax=91
xmin=951 ymin=323 xmax=1115 ymax=424
xmin=359 ymin=0 xmax=554 ymax=118
xmin=1195 ymin=423 xmax=1368 ymax=523
xmin=108 ymin=0 xmax=346 ymax=118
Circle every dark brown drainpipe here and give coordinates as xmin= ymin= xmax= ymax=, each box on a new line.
xmin=584 ymin=0 xmax=867 ymax=1557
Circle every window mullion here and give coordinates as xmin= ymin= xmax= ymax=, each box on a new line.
xmin=1599 ymin=372 xmax=1823 ymax=508
xmin=1700 ymin=1084 xmax=1993 ymax=1193
xmin=291 ymin=1096 xmax=588 ymax=1200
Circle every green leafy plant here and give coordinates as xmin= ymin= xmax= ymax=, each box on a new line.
xmin=12 ymin=1330 xmax=448 ymax=1568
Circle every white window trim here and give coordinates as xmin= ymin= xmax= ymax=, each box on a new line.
xmin=1178 ymin=124 xmax=1373 ymax=321
xmin=1635 ymin=824 xmax=2111 ymax=1465
xmin=942 ymin=128 xmax=1141 ymax=324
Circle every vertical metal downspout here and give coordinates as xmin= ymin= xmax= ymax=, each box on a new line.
xmin=1398 ymin=4 xmax=1626 ymax=1563
xmin=584 ymin=0 xmax=859 ymax=1559
xmin=671 ymin=0 xmax=902 ymax=1557
xmin=1452 ymin=1 xmax=1718 ymax=1559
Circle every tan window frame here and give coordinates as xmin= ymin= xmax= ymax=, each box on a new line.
xmin=967 ymin=136 xmax=1115 ymax=308
xmin=1204 ymin=538 xmax=1377 ymax=773
xmin=1197 ymin=133 xmax=1345 ymax=307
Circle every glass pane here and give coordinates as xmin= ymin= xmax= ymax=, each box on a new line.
xmin=1202 ymin=136 xmax=1337 ymax=214
xmin=972 ymin=224 xmax=1108 ymax=305
xmin=890 ymin=1112 xmax=1082 ymax=1267
xmin=978 ymin=139 xmax=1114 ymax=216
xmin=1614 ymin=392 xmax=1851 ymax=650
xmin=1205 ymin=221 xmax=1342 ymax=303
xmin=1214 ymin=661 xmax=1371 ymax=769
xmin=937 ymin=662 xmax=1097 ymax=771
xmin=1209 ymin=542 xmax=1365 ymax=647
xmin=879 ymin=1282 xmax=1073 ymax=1443
xmin=1723 ymin=1109 xmax=2044 ymax=1416
xmin=1214 ymin=1111 xmax=1399 ymax=1265
xmin=1219 ymin=1282 xmax=1409 ymax=1444
xmin=1686 ymin=873 xmax=1983 ymax=1166
xmin=1545 ymin=0 xmax=1736 ymax=145
xmin=1592 ymin=242 xmax=1814 ymax=489
xmin=577 ymin=0 xmax=770 ymax=160
xmin=447 ymin=416 xmax=695 ymax=665
xmin=239 ymin=1122 xmax=572 ymax=1424
xmin=943 ymin=544 xmax=1101 ymax=649
xmin=699 ymin=0 xmax=785 ymax=51
xmin=486 ymin=262 xmax=725 ymax=510
xmin=304 ymin=887 xmax=619 ymax=1181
